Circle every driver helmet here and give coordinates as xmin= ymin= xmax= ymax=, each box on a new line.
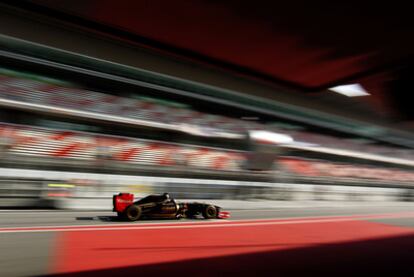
xmin=163 ymin=193 xmax=170 ymax=200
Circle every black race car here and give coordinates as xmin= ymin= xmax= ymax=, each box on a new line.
xmin=113 ymin=192 xmax=230 ymax=221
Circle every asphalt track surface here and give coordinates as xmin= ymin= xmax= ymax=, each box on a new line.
xmin=0 ymin=205 xmax=414 ymax=228
xmin=1 ymin=205 xmax=414 ymax=277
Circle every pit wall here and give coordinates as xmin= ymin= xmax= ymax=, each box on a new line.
xmin=0 ymin=168 xmax=412 ymax=209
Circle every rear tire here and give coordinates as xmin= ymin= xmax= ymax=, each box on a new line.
xmin=125 ymin=205 xmax=142 ymax=221
xmin=202 ymin=205 xmax=217 ymax=219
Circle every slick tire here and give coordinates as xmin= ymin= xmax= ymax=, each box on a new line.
xmin=202 ymin=205 xmax=217 ymax=219
xmin=125 ymin=205 xmax=142 ymax=221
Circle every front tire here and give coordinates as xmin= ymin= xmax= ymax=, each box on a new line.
xmin=125 ymin=205 xmax=142 ymax=221
xmin=202 ymin=205 xmax=217 ymax=219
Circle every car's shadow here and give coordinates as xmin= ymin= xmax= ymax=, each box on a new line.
xmin=75 ymin=216 xmax=125 ymax=222
xmin=75 ymin=216 xmax=206 ymax=222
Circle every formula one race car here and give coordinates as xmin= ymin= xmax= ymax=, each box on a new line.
xmin=113 ymin=193 xmax=230 ymax=221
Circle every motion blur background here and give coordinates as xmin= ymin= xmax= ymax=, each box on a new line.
xmin=0 ymin=1 xmax=413 ymax=276
xmin=0 ymin=1 xmax=413 ymax=207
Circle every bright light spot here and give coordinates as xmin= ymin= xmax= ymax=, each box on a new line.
xmin=249 ymin=130 xmax=294 ymax=144
xmin=329 ymin=84 xmax=370 ymax=97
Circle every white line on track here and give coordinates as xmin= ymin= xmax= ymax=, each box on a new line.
xmin=1 ymin=212 xmax=413 ymax=233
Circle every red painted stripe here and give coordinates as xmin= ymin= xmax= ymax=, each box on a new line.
xmin=115 ymin=144 xmax=162 ymax=161
xmin=0 ymin=126 xmax=17 ymax=138
xmin=11 ymin=136 xmax=38 ymax=147
xmin=115 ymin=147 xmax=142 ymax=161
xmin=49 ymin=131 xmax=74 ymax=141
xmin=187 ymin=148 xmax=211 ymax=161
xmin=213 ymin=155 xmax=229 ymax=169
xmin=147 ymin=143 xmax=161 ymax=150
xmin=52 ymin=143 xmax=85 ymax=157
xmin=51 ymin=217 xmax=414 ymax=274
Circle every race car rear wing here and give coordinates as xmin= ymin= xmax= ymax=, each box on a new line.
xmin=113 ymin=193 xmax=134 ymax=212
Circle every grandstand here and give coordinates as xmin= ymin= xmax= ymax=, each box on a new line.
xmin=0 ymin=17 xmax=412 ymax=208
xmin=0 ymin=66 xmax=414 ymax=190
xmin=1 ymin=67 xmax=414 ymax=159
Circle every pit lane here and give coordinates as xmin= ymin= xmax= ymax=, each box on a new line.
xmin=1 ymin=204 xmax=413 ymax=276
xmin=1 ymin=203 xmax=414 ymax=228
